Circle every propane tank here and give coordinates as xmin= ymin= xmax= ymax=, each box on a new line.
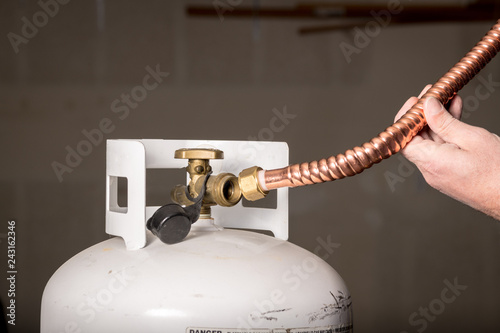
xmin=41 ymin=139 xmax=353 ymax=332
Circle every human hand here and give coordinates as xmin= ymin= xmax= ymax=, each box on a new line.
xmin=395 ymin=85 xmax=500 ymax=221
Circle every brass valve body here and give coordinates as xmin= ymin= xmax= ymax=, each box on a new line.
xmin=171 ymin=148 xmax=243 ymax=214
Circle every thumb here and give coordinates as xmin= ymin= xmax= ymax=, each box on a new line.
xmin=424 ymin=97 xmax=470 ymax=147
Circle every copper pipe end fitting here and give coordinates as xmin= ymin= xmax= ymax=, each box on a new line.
xmin=238 ymin=166 xmax=269 ymax=201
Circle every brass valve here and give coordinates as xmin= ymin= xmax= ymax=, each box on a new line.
xmin=170 ymin=148 xmax=270 ymax=218
xmin=149 ymin=148 xmax=269 ymax=244
xmin=170 ymin=148 xmax=242 ymax=215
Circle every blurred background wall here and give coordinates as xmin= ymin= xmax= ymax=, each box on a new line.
xmin=1 ymin=0 xmax=499 ymax=332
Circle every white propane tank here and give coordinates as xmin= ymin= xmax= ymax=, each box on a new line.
xmin=41 ymin=140 xmax=353 ymax=333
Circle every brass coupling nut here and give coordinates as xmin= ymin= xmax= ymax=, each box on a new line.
xmin=238 ymin=166 xmax=269 ymax=201
xmin=205 ymin=173 xmax=242 ymax=207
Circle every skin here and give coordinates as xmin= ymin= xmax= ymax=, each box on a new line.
xmin=395 ymin=85 xmax=500 ymax=221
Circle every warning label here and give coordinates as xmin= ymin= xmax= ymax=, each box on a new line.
xmin=186 ymin=325 xmax=353 ymax=333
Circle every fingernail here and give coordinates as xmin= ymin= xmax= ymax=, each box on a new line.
xmin=425 ymin=97 xmax=443 ymax=115
xmin=418 ymin=84 xmax=432 ymax=98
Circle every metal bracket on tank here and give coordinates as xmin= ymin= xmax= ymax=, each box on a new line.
xmin=106 ymin=139 xmax=289 ymax=250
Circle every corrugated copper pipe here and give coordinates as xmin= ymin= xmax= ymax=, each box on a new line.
xmin=262 ymin=19 xmax=500 ymax=191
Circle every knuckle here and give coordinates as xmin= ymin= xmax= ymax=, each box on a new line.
xmin=468 ymin=126 xmax=496 ymax=147
xmin=437 ymin=115 xmax=457 ymax=136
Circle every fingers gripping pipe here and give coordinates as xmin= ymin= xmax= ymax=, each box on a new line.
xmin=262 ymin=19 xmax=500 ymax=191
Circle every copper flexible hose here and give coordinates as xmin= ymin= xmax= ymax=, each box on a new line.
xmin=262 ymin=19 xmax=500 ymax=191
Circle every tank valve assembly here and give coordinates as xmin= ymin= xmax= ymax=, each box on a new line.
xmin=169 ymin=148 xmax=242 ymax=210
xmin=148 ymin=148 xmax=262 ymax=244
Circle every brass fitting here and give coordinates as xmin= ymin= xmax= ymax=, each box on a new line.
xmin=203 ymin=173 xmax=242 ymax=207
xmin=170 ymin=148 xmax=243 ymax=214
xmin=238 ymin=166 xmax=269 ymax=201
xmin=174 ymin=148 xmax=221 ymax=199
xmin=170 ymin=184 xmax=194 ymax=207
